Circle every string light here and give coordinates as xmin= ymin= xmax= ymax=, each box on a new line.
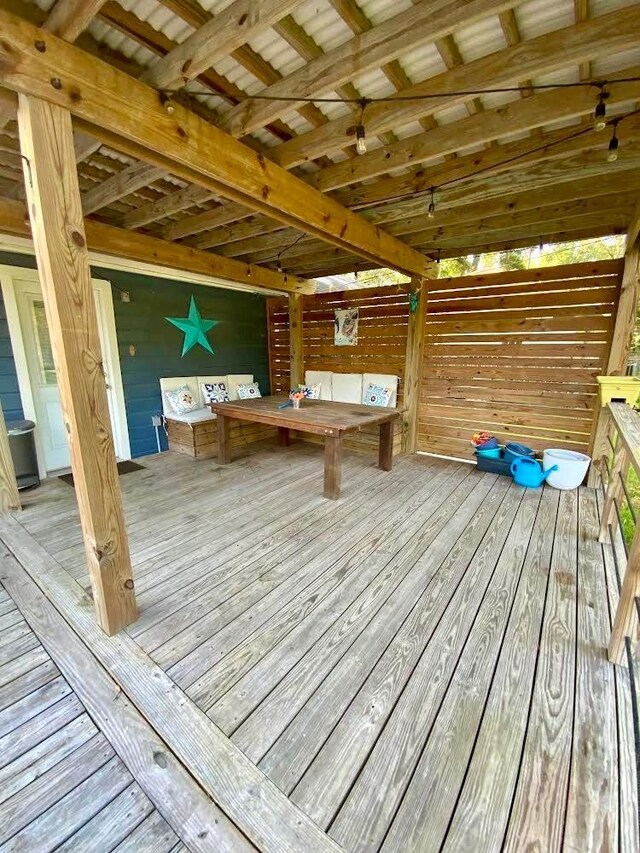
xmin=608 ymin=120 xmax=620 ymax=162
xmin=159 ymin=92 xmax=175 ymax=115
xmin=594 ymin=89 xmax=608 ymax=131
xmin=427 ymin=187 xmax=436 ymax=219
xmin=355 ymin=98 xmax=369 ymax=156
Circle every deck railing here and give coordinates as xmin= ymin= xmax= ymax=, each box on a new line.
xmin=598 ymin=401 xmax=640 ymax=664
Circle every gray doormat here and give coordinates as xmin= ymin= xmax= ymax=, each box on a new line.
xmin=58 ymin=460 xmax=145 ymax=487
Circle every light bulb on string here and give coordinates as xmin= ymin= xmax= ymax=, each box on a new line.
xmin=608 ymin=121 xmax=620 ymax=162
xmin=355 ymin=98 xmax=370 ymax=156
xmin=594 ymin=90 xmax=608 ymax=131
xmin=427 ymin=187 xmax=436 ymax=219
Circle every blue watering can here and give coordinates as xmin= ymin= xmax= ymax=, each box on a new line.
xmin=510 ymin=456 xmax=558 ymax=488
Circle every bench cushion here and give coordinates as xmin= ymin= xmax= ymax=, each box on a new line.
xmin=305 ymin=371 xmax=332 ymax=401
xmin=332 ymin=373 xmax=363 ymax=405
xmin=165 ymin=408 xmax=216 ymax=424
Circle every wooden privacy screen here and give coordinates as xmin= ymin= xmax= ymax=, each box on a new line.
xmin=267 ymin=286 xmax=410 ymax=397
xmin=418 ymin=259 xmax=624 ymax=460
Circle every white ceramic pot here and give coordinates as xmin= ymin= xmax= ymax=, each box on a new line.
xmin=543 ymin=449 xmax=591 ymax=490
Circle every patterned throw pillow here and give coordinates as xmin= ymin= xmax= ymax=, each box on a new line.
xmin=298 ymin=383 xmax=321 ymax=400
xmin=165 ymin=384 xmax=199 ymax=415
xmin=363 ymin=383 xmax=392 ymax=407
xmin=237 ymin=382 xmax=262 ymax=400
xmin=202 ymin=382 xmax=229 ymax=404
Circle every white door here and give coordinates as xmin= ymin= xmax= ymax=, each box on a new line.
xmin=1 ymin=268 xmax=131 ymax=476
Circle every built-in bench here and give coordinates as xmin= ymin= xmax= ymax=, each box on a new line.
xmin=160 ymin=371 xmax=403 ymax=460
xmin=298 ymin=371 xmax=404 ymax=457
xmin=160 ymin=375 xmax=275 ymax=459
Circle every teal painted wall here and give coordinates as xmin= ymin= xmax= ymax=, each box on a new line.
xmin=0 ymin=252 xmax=270 ymax=458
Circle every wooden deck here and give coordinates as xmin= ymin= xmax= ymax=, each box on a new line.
xmin=0 ymin=442 xmax=637 ymax=852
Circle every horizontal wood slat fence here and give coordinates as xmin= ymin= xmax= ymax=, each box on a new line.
xmin=418 ymin=259 xmax=623 ymax=460
xmin=268 ymin=287 xmax=409 ymax=456
xmin=267 ymin=286 xmax=410 ymax=396
xmin=267 ymin=259 xmax=623 ymax=461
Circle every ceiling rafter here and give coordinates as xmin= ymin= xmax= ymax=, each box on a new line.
xmin=155 ymin=0 xmax=342 ymax=166
xmin=310 ymin=66 xmax=640 ymax=191
xmin=218 ymin=0 xmax=523 ymax=138
xmin=0 ymin=8 xmax=436 ymax=276
xmin=141 ymin=0 xmax=307 ymax=91
xmin=271 ymin=5 xmax=640 ymax=169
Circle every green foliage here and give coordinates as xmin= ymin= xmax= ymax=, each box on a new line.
xmin=436 ymin=235 xmax=626 ymax=279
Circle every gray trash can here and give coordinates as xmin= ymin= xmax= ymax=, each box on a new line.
xmin=7 ymin=420 xmax=40 ymax=490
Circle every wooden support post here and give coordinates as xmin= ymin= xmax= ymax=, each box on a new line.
xmin=0 ymin=403 xmax=21 ymax=514
xmin=589 ymin=246 xmax=640 ymax=487
xmin=402 ymin=277 xmax=428 ymax=454
xmin=17 ymin=95 xmax=136 ymax=635
xmin=289 ymin=293 xmax=304 ymax=390
xmin=609 ymin=522 xmax=640 ymax=665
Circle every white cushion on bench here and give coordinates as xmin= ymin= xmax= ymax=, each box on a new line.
xmin=363 ymin=373 xmax=399 ymax=407
xmin=305 ymin=370 xmax=333 ymax=401
xmin=332 ymin=373 xmax=363 ymax=405
xmin=226 ymin=374 xmax=254 ymax=401
xmin=165 ymin=408 xmax=216 ymax=424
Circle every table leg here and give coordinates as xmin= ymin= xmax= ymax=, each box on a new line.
xmin=217 ymin=414 xmax=231 ymax=464
xmin=379 ymin=420 xmax=394 ymax=471
xmin=278 ymin=426 xmax=291 ymax=447
xmin=324 ymin=435 xmax=342 ymax=500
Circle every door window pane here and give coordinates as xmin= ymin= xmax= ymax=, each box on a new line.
xmin=31 ymin=300 xmax=57 ymax=385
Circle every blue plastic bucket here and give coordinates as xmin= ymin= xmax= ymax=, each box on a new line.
xmin=503 ymin=442 xmax=535 ymax=465
xmin=476 ymin=445 xmax=501 ymax=459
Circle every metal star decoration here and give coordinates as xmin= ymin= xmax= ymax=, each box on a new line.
xmin=166 ymin=297 xmax=219 ymax=356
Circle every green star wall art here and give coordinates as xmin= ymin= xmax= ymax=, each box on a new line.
xmin=166 ymin=296 xmax=219 ymax=357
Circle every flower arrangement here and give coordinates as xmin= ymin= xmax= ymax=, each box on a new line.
xmin=289 ymin=390 xmax=305 ymax=409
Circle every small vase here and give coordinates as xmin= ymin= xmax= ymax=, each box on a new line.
xmin=291 ymin=398 xmax=300 ymax=409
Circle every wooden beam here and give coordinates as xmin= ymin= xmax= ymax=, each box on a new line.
xmin=218 ymin=0 xmax=522 ymax=137
xmin=73 ymin=130 xmax=101 ymax=163
xmin=17 ymin=94 xmax=136 ymax=634
xmin=289 ymin=293 xmax=304 ymax=389
xmin=121 ymin=183 xmax=216 ymax=230
xmin=402 ymin=278 xmax=427 ymax=455
xmin=272 ymin=7 xmax=640 ymax=169
xmin=82 ymin=161 xmax=167 ymax=215
xmin=0 ymin=0 xmax=107 ymax=129
xmin=0 ymin=9 xmax=435 ymax=276
xmin=311 ymin=67 xmax=640 ymax=190
xmin=141 ymin=0 xmax=307 ymax=91
xmin=627 ymin=197 xmax=640 ymax=251
xmin=0 ymin=402 xmax=20 ymax=513
xmin=0 ymin=197 xmax=315 ymax=294
xmin=43 ymin=0 xmax=106 ymax=42
xmin=163 ymin=202 xmax=254 ymax=241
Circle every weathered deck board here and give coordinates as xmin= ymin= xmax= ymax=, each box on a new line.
xmin=0 ymin=445 xmax=635 ymax=852
xmin=563 ymin=488 xmax=620 ymax=850
xmin=503 ymin=488 xmax=578 ymax=851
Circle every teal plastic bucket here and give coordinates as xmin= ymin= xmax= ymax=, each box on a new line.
xmin=476 ymin=446 xmax=501 ymax=459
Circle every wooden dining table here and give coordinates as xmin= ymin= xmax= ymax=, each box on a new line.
xmin=210 ymin=395 xmax=401 ymax=499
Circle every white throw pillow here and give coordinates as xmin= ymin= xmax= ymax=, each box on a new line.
xmin=165 ymin=384 xmax=199 ymax=414
xmin=202 ymin=382 xmax=229 ymax=404
xmin=363 ymin=383 xmax=393 ymax=407
xmin=237 ymin=382 xmax=261 ymax=399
